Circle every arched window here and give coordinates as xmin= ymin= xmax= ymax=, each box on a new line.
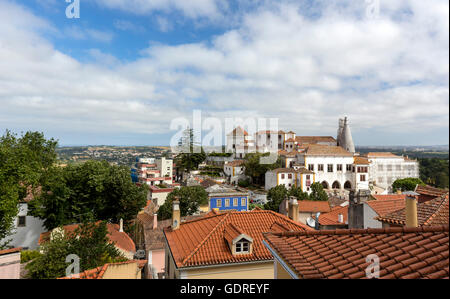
xmin=321 ymin=181 xmax=329 ymax=189
xmin=344 ymin=181 xmax=352 ymax=190
xmin=332 ymin=181 xmax=341 ymax=189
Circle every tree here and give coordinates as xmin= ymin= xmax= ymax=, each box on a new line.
xmin=244 ymin=153 xmax=283 ymax=185
xmin=309 ymin=183 xmax=328 ymax=201
xmin=264 ymin=185 xmax=288 ymax=211
xmin=175 ymin=128 xmax=206 ymax=172
xmin=419 ymin=158 xmax=449 ymax=189
xmin=0 ymin=130 xmax=57 ymax=248
xmin=28 ymin=160 xmax=148 ymax=230
xmin=289 ymin=186 xmax=310 ymax=201
xmin=157 ymin=186 xmax=208 ymax=220
xmin=392 ymin=177 xmax=425 ymax=192
xmin=26 ymin=221 xmax=125 ymax=279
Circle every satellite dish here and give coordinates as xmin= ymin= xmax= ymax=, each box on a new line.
xmin=306 ymin=217 xmax=316 ymax=228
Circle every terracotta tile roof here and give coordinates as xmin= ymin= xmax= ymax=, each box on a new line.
xmin=298 ymin=200 xmax=331 ymax=213
xmin=415 ymin=185 xmax=449 ymax=198
xmin=164 ymin=210 xmax=313 ymax=269
xmin=318 ymin=206 xmax=348 ymax=226
xmin=372 ymin=194 xmax=407 ymax=201
xmin=271 ymin=168 xmax=300 ymax=174
xmin=285 ymin=138 xmax=295 ymax=143
xmin=366 ymin=152 xmax=402 ymax=158
xmin=295 ymin=136 xmax=337 ymax=145
xmin=0 ymin=247 xmax=22 ymax=256
xmin=58 ymin=260 xmax=146 ymax=279
xmin=353 ymin=156 xmax=370 ymax=165
xmin=366 ymin=199 xmax=406 ymax=217
xmin=263 ymin=225 xmax=449 ymax=279
xmin=228 ymin=127 xmax=248 ymax=136
xmin=303 ymin=144 xmax=353 ymax=157
xmin=328 ymin=196 xmax=347 ymax=208
xmin=377 ymin=194 xmax=449 ymax=226
xmin=226 ymin=160 xmax=245 ymax=167
xmin=39 ymin=223 xmax=136 ymax=253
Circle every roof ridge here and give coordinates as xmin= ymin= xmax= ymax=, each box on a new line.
xmin=266 ymin=210 xmax=313 ymax=231
xmin=181 ymin=213 xmax=231 ymax=266
xmin=268 ymin=225 xmax=449 ymax=237
xmin=423 ymin=194 xmax=449 ymax=225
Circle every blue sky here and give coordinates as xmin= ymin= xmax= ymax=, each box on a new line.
xmin=0 ymin=0 xmax=448 ymax=146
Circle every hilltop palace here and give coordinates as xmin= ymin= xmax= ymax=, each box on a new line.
xmin=225 ymin=117 xmax=419 ymax=195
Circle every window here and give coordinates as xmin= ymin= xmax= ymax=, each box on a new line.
xmin=378 ymin=177 xmax=384 ymax=183
xmin=281 ymin=174 xmax=285 ymax=179
xmin=378 ymin=165 xmax=384 ymax=171
xmin=18 ymin=216 xmax=26 ymax=227
xmin=337 ymin=164 xmax=343 ymax=171
xmin=387 ymin=165 xmax=393 ymax=171
xmin=225 ymin=198 xmax=230 ymax=207
xmin=241 ymin=198 xmax=246 ymax=206
xmin=308 ymin=164 xmax=314 ymax=171
xmin=288 ymin=173 xmax=292 ymax=179
xmin=327 ymin=164 xmax=333 ymax=172
xmin=233 ymin=198 xmax=238 ymax=206
xmin=360 ymin=175 xmax=366 ymax=182
xmin=318 ymin=164 xmax=324 ymax=171
xmin=236 ymin=240 xmax=250 ymax=253
xmin=396 ymin=165 xmax=402 ymax=171
xmin=217 ymin=199 xmax=222 ymax=207
xmin=346 ymin=164 xmax=352 ymax=171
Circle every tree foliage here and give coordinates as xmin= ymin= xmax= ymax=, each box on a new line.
xmin=28 ymin=160 xmax=148 ymax=230
xmin=244 ymin=153 xmax=283 ymax=185
xmin=309 ymin=182 xmax=329 ymax=201
xmin=392 ymin=177 xmax=426 ymax=192
xmin=26 ymin=221 xmax=125 ymax=279
xmin=0 ymin=130 xmax=57 ymax=248
xmin=175 ymin=128 xmax=206 ymax=172
xmin=157 ymin=186 xmax=208 ymax=220
xmin=419 ymin=158 xmax=449 ymax=189
xmin=264 ymin=185 xmax=288 ymax=211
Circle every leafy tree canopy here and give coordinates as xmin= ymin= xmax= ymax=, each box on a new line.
xmin=392 ymin=177 xmax=426 ymax=192
xmin=28 ymin=160 xmax=148 ymax=230
xmin=309 ymin=182 xmax=329 ymax=201
xmin=264 ymin=184 xmax=288 ymax=211
xmin=26 ymin=221 xmax=126 ymax=279
xmin=157 ymin=186 xmax=208 ymax=220
xmin=244 ymin=153 xmax=283 ymax=185
xmin=0 ymin=130 xmax=57 ymax=248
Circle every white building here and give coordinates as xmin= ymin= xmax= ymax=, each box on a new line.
xmin=365 ymin=152 xmax=420 ymax=191
xmin=223 ymin=160 xmax=246 ymax=184
xmin=265 ymin=167 xmax=315 ymax=193
xmin=226 ymin=127 xmax=254 ymax=153
xmin=138 ymin=157 xmax=174 ymax=186
xmin=0 ymin=202 xmax=46 ymax=250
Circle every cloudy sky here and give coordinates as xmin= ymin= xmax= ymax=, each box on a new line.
xmin=0 ymin=0 xmax=448 ymax=146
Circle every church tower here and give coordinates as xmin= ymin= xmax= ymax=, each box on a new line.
xmin=337 ymin=117 xmax=355 ymax=153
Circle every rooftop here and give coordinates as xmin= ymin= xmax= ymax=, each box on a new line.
xmin=263 ymin=225 xmax=449 ymax=279
xmin=302 ymin=144 xmax=353 ymax=157
xmin=58 ymin=260 xmax=147 ymax=279
xmin=295 ymin=136 xmax=337 ymax=145
xmin=164 ymin=210 xmax=312 ymax=269
xmin=298 ymin=200 xmax=331 ymax=213
xmin=318 ymin=206 xmax=348 ymax=226
xmin=366 ymin=199 xmax=406 ymax=217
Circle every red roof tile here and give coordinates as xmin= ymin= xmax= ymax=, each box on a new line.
xmin=298 ymin=200 xmax=331 ymax=213
xmin=377 ymin=194 xmax=449 ymax=226
xmin=318 ymin=206 xmax=348 ymax=226
xmin=367 ymin=199 xmax=406 ymax=217
xmin=372 ymin=194 xmax=407 ymax=201
xmin=58 ymin=260 xmax=146 ymax=279
xmin=164 ymin=210 xmax=313 ymax=268
xmin=264 ymin=225 xmax=449 ymax=279
xmin=0 ymin=247 xmax=22 ymax=256
xmin=415 ymin=185 xmax=449 ymax=198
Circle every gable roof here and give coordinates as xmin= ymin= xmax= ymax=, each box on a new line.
xmin=318 ymin=206 xmax=348 ymax=226
xmin=263 ymin=225 xmax=449 ymax=279
xmin=371 ymin=194 xmax=407 ymax=201
xmin=164 ymin=210 xmax=312 ymax=269
xmin=415 ymin=185 xmax=449 ymax=198
xmin=39 ymin=223 xmax=136 ymax=253
xmin=298 ymin=200 xmax=331 ymax=213
xmin=303 ymin=144 xmax=353 ymax=157
xmin=376 ymin=194 xmax=449 ymax=226
xmin=366 ymin=199 xmax=406 ymax=217
xmin=295 ymin=136 xmax=337 ymax=145
xmin=353 ymin=156 xmax=370 ymax=165
xmin=228 ymin=127 xmax=248 ymax=136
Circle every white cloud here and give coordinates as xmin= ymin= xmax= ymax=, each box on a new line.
xmin=0 ymin=0 xmax=448 ymax=145
xmin=64 ymin=26 xmax=114 ymax=43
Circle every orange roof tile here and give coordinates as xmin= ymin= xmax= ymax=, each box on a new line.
xmin=377 ymin=194 xmax=449 ymax=226
xmin=164 ymin=210 xmax=312 ymax=268
xmin=365 ymin=152 xmax=402 ymax=158
xmin=226 ymin=160 xmax=245 ymax=167
xmin=318 ymin=206 xmax=348 ymax=226
xmin=298 ymin=200 xmax=331 ymax=213
xmin=371 ymin=194 xmax=407 ymax=201
xmin=263 ymin=225 xmax=449 ymax=279
xmin=415 ymin=185 xmax=449 ymax=198
xmin=39 ymin=223 xmax=136 ymax=253
xmin=58 ymin=260 xmax=146 ymax=279
xmin=0 ymin=247 xmax=22 ymax=256
xmin=303 ymin=144 xmax=353 ymax=157
xmin=367 ymin=199 xmax=406 ymax=217
xmin=295 ymin=136 xmax=337 ymax=145
xmin=353 ymin=156 xmax=370 ymax=165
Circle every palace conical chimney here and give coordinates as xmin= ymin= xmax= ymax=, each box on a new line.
xmin=338 ymin=117 xmax=355 ymax=153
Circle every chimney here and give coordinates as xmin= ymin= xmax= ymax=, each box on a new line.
xmin=172 ymin=197 xmax=181 ymax=230
xmin=288 ymin=197 xmax=299 ymax=222
xmin=405 ymin=195 xmax=418 ymax=228
xmin=153 ymin=213 xmax=158 ymax=230
xmin=338 ymin=214 xmax=344 ymax=223
xmin=119 ymin=218 xmax=124 ymax=232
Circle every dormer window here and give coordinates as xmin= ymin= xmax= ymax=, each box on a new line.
xmin=236 ymin=240 xmax=250 ymax=253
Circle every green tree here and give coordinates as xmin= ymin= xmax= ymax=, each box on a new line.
xmin=28 ymin=160 xmax=148 ymax=230
xmin=157 ymin=186 xmax=208 ymax=220
xmin=175 ymin=128 xmax=206 ymax=172
xmin=26 ymin=221 xmax=125 ymax=279
xmin=0 ymin=130 xmax=57 ymax=248
xmin=264 ymin=185 xmax=288 ymax=211
xmin=309 ymin=183 xmax=328 ymax=201
xmin=289 ymin=186 xmax=310 ymax=201
xmin=392 ymin=177 xmax=426 ymax=192
xmin=244 ymin=153 xmax=283 ymax=185
xmin=419 ymin=158 xmax=449 ymax=189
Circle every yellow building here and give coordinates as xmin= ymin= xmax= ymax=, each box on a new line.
xmin=163 ymin=200 xmax=312 ymax=279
